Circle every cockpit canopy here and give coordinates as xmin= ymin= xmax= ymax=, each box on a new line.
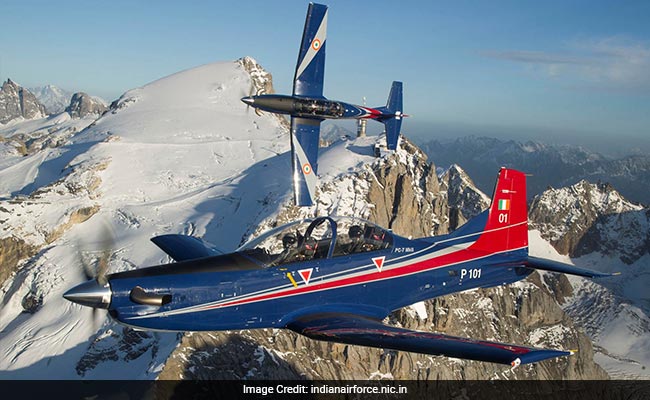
xmin=294 ymin=98 xmax=344 ymax=118
xmin=237 ymin=216 xmax=393 ymax=266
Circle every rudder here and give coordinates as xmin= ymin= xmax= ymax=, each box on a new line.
xmin=470 ymin=168 xmax=528 ymax=254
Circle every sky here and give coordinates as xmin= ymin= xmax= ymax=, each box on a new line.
xmin=1 ymin=0 xmax=649 ymax=155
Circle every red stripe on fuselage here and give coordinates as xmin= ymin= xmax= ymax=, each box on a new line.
xmin=200 ymin=224 xmax=526 ymax=312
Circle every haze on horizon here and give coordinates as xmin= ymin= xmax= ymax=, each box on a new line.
xmin=1 ymin=0 xmax=648 ymax=156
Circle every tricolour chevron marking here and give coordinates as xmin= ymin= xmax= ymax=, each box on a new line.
xmin=359 ymin=106 xmax=383 ymax=119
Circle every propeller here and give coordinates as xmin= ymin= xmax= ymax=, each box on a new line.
xmin=72 ymin=219 xmax=116 ymax=326
xmin=77 ymin=222 xmax=115 ymax=286
xmin=243 ymin=80 xmax=266 ymax=116
xmin=253 ymin=87 xmax=265 ymax=116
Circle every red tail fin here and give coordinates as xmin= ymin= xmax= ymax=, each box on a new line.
xmin=471 ymin=168 xmax=528 ymax=253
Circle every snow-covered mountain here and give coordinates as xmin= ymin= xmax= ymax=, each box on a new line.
xmin=0 ymin=86 xmax=109 ymax=172
xmin=0 ymin=58 xmax=288 ymax=378
xmin=530 ymin=181 xmax=649 ymax=264
xmin=0 ymin=57 xmax=642 ymax=381
xmin=30 ymin=85 xmax=109 ymax=116
xmin=0 ymin=112 xmax=100 ymax=173
xmin=529 ymin=183 xmax=650 ymax=379
xmin=29 ymin=85 xmax=73 ymax=114
xmin=419 ymin=136 xmax=650 ymax=205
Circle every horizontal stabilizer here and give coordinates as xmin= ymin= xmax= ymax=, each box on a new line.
xmin=287 ymin=313 xmax=572 ymax=366
xmin=524 ymin=256 xmax=618 ymax=278
xmin=151 ymin=234 xmax=223 ymax=262
xmin=383 ymin=117 xmax=402 ymax=151
xmin=382 ymin=81 xmax=403 ymax=151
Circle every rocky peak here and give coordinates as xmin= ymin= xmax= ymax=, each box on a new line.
xmin=65 ymin=92 xmax=108 ymax=118
xmin=529 ymin=180 xmax=649 ymax=263
xmin=0 ymin=79 xmax=47 ymax=124
xmin=245 ymin=137 xmax=449 ymax=240
xmin=238 ymin=56 xmax=289 ymax=130
xmin=366 ymin=138 xmax=449 ymax=237
xmin=238 ymin=56 xmax=274 ymax=96
xmin=439 ymin=164 xmax=490 ymax=231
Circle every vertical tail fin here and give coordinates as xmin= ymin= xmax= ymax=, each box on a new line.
xmin=381 ymin=81 xmax=403 ymax=150
xmin=470 ymin=168 xmax=528 ymax=254
xmin=386 ymin=81 xmax=403 ymax=112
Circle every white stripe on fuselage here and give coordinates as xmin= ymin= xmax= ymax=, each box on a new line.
xmin=128 ymin=241 xmax=475 ymax=320
xmin=126 ymin=221 xmax=528 ymax=322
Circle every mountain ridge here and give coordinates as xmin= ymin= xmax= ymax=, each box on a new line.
xmin=418 ymin=135 xmax=650 ymax=205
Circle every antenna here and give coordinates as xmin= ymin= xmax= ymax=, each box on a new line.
xmin=357 ymin=97 xmax=367 ymax=138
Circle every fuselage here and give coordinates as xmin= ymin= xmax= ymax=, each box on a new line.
xmin=84 ymin=214 xmax=532 ymax=332
xmin=241 ymin=94 xmax=393 ymax=121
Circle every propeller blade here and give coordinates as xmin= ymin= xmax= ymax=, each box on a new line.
xmin=75 ymin=218 xmax=115 ymax=286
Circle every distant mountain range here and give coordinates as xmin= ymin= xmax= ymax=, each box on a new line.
xmin=0 ymin=81 xmax=107 ymax=123
xmin=320 ymin=121 xmax=356 ymax=144
xmin=0 ymin=81 xmax=109 ymax=168
xmin=29 ymin=85 xmax=74 ymax=114
xmin=417 ymin=136 xmax=650 ymax=205
xmin=30 ymin=84 xmax=108 ymax=115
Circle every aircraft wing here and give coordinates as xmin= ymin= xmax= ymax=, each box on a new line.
xmin=286 ymin=313 xmax=572 ymax=366
xmin=151 ymin=234 xmax=223 ymax=262
xmin=524 ymin=256 xmax=619 ymax=278
xmin=291 ymin=117 xmax=321 ymax=206
xmin=487 ymin=256 xmax=619 ymax=278
xmin=293 ymin=3 xmax=327 ymax=98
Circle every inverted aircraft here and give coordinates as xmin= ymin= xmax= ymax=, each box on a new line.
xmin=241 ymin=3 xmax=406 ymax=206
xmin=64 ymin=168 xmax=615 ymax=367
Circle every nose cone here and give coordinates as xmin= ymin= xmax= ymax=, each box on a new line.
xmin=63 ymin=280 xmax=112 ymax=309
xmin=241 ymin=96 xmax=255 ymax=106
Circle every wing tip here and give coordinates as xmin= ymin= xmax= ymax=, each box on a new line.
xmin=593 ymin=271 xmax=621 ymax=278
xmin=510 ymin=358 xmax=522 ymax=369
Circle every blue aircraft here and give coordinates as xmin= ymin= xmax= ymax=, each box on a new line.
xmin=64 ymin=168 xmax=615 ymax=367
xmin=241 ymin=3 xmax=406 ymax=206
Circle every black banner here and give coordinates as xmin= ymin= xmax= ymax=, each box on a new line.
xmin=0 ymin=380 xmax=648 ymax=400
